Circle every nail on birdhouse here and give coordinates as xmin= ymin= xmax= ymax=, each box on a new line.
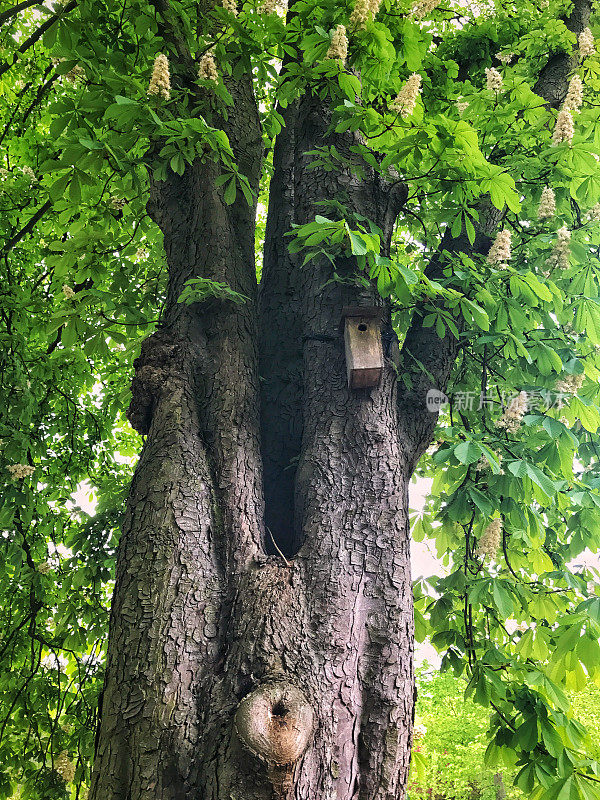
xmin=341 ymin=306 xmax=384 ymax=390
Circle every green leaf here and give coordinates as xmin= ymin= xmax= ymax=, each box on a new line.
xmin=224 ymin=177 xmax=237 ymax=205
xmin=49 ymin=172 xmax=71 ymax=201
xmin=541 ymin=721 xmax=564 ymax=757
xmin=492 ymin=580 xmax=514 ymax=618
xmin=468 ymin=487 xmax=494 ymax=516
xmin=69 ymin=173 xmax=81 ymax=204
xmin=462 ymin=298 xmax=490 ymax=331
xmin=454 ymin=440 xmax=483 ymax=465
xmin=338 ymin=72 xmax=361 ymax=101
xmin=451 ymin=213 xmax=462 ymax=239
xmin=347 ymin=229 xmax=368 ymax=255
xmin=507 ymin=460 xmax=556 ymax=498
xmin=465 ymin=215 xmax=476 ymax=245
xmin=170 ymin=153 xmax=185 ymax=175
xmin=570 ymin=398 xmax=600 ymax=433
xmin=517 ymin=716 xmax=539 ymax=751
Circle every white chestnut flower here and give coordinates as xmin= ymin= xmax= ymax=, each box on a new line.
xmin=552 ymin=107 xmax=574 ymax=145
xmin=548 ymin=225 xmax=571 ymax=270
xmin=485 ymin=67 xmax=503 ymax=92
xmin=65 ymin=63 xmax=85 ymax=83
xmin=198 ymin=51 xmax=219 ymax=82
xmin=21 ymin=165 xmax=37 ymax=182
xmin=564 ymin=75 xmax=583 ymax=111
xmin=475 ymin=518 xmax=503 ymax=560
xmin=7 ymin=463 xmax=35 ymax=480
xmin=476 ymin=451 xmax=502 ymax=472
xmin=495 ymin=52 xmax=514 ymax=64
xmin=487 ymin=229 xmax=511 ymax=266
xmin=537 ymin=186 xmax=556 ymax=219
xmin=350 ymin=0 xmax=369 ymax=28
xmin=326 ymin=25 xmax=348 ymax=64
xmin=147 ymin=54 xmax=170 ymax=100
xmin=54 ymin=751 xmax=76 ymax=783
xmin=555 ymin=373 xmax=584 ymax=394
xmin=496 ymin=391 xmax=528 ymax=432
xmin=410 ymin=0 xmax=440 ymax=20
xmin=390 ymin=73 xmax=422 ymax=118
xmin=579 ymin=27 xmax=595 ymax=58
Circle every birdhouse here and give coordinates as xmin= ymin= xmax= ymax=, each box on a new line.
xmin=341 ymin=306 xmax=384 ymax=390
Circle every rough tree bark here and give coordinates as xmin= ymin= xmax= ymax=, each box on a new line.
xmin=89 ymin=0 xmax=589 ymax=797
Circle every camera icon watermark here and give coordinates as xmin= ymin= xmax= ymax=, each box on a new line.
xmin=426 ymin=388 xmax=449 ymax=412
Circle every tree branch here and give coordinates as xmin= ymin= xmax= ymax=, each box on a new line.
xmin=258 ymin=101 xmax=304 ymax=556
xmin=21 ymin=69 xmax=58 ymax=131
xmin=0 ymin=0 xmax=44 ymax=28
xmin=396 ymin=0 xmax=591 ymax=465
xmin=533 ymin=0 xmax=591 ymax=106
xmin=148 ymin=0 xmax=196 ymax=74
xmin=0 ymin=1 xmax=77 ymax=80
xmin=0 ymin=79 xmax=32 ymax=148
xmin=2 ymin=200 xmax=52 ymax=255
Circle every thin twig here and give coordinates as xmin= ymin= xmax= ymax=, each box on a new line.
xmin=266 ymin=527 xmax=291 ymax=567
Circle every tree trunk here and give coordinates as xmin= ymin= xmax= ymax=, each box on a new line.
xmin=89 ymin=61 xmax=420 ymax=797
xmin=493 ymin=772 xmax=507 ymax=800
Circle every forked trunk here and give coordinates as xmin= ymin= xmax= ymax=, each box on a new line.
xmin=90 ymin=78 xmax=419 ymax=800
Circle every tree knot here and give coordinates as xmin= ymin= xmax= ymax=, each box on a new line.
xmin=126 ymin=331 xmax=183 ymax=434
xmin=234 ymin=680 xmax=315 ymax=767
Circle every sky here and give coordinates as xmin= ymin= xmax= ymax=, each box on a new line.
xmin=409 ymin=477 xmax=442 ymax=665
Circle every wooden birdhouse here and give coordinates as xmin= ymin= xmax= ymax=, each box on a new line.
xmin=341 ymin=306 xmax=384 ymax=390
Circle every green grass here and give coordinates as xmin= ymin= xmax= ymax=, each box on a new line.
xmin=411 ymin=664 xmax=519 ymax=800
xmin=411 ymin=664 xmax=600 ymax=800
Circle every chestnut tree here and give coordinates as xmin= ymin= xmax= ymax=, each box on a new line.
xmin=2 ymin=0 xmax=600 ymax=798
